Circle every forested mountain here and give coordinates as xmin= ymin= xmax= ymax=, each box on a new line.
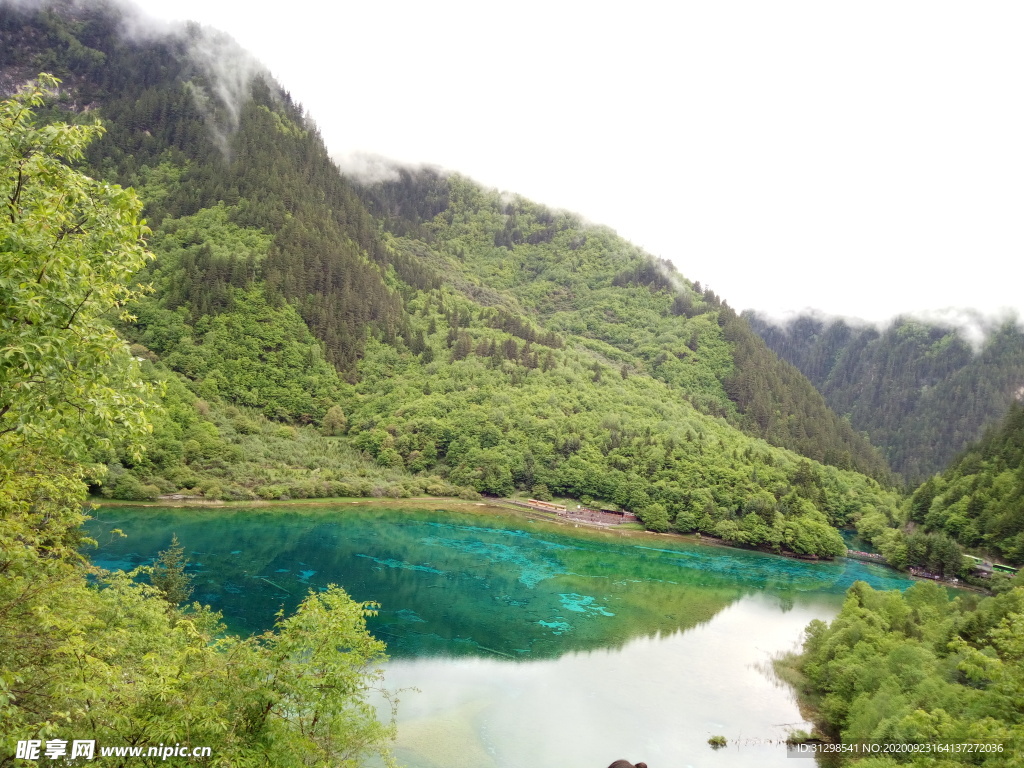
xmin=0 ymin=0 xmax=901 ymax=557
xmin=361 ymin=170 xmax=892 ymax=480
xmin=749 ymin=313 xmax=1024 ymax=483
xmin=909 ymin=402 xmax=1024 ymax=566
xmin=12 ymin=2 xmax=1024 ymax=765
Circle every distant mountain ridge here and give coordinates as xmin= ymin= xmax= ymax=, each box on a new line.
xmin=748 ymin=311 xmax=1024 ymax=483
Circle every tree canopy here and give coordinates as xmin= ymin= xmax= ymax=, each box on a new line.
xmin=789 ymin=579 xmax=1024 ymax=766
xmin=750 ymin=313 xmax=1024 ymax=484
xmin=910 ymin=402 xmax=1024 ymax=565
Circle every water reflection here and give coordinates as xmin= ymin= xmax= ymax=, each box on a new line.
xmin=374 ymin=595 xmax=837 ymax=768
xmin=85 ymin=505 xmax=919 ymax=768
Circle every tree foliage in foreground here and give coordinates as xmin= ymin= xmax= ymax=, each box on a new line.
xmin=790 ymin=580 xmax=1024 ymax=767
xmin=150 ymin=533 xmax=193 ymax=605
xmin=0 ymin=73 xmax=153 ymax=463
xmin=0 ymin=79 xmax=395 ymax=766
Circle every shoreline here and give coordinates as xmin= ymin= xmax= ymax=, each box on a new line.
xmin=89 ymin=494 xmax=795 ymax=562
xmin=89 ymin=495 xmax=983 ymax=592
xmin=87 ymin=494 xmax=907 ymax=574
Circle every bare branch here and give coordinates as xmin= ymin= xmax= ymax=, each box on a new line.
xmin=7 ymin=165 xmax=24 ymax=223
xmin=63 ymin=290 xmax=93 ymax=330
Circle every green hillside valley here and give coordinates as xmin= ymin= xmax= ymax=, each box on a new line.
xmin=0 ymin=0 xmax=897 ymax=555
xmin=3 ymin=1 xmax=1024 ymax=766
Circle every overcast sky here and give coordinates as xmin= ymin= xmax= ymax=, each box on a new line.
xmin=128 ymin=0 xmax=1024 ymax=326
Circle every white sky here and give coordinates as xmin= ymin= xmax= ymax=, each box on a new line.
xmin=127 ymin=0 xmax=1024 ymax=324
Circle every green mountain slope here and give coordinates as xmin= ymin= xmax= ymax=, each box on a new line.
xmin=0 ymin=72 xmax=396 ymax=766
xmin=362 ymin=171 xmax=891 ymax=480
xmin=749 ymin=312 xmax=1024 ymax=483
xmin=0 ymin=0 xmax=898 ymax=556
xmin=909 ymin=401 xmax=1024 ymax=565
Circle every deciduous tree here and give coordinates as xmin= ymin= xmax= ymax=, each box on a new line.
xmin=1 ymin=74 xmax=154 ymax=465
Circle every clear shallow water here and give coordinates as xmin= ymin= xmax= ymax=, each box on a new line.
xmin=85 ymin=505 xmax=916 ymax=767
xmin=840 ymin=528 xmax=877 ymax=553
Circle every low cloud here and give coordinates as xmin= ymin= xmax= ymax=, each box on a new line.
xmin=900 ymin=307 xmax=1020 ymax=351
xmin=181 ymin=24 xmax=266 ymax=135
xmin=751 ymin=306 xmax=1022 ymax=353
xmin=107 ymin=1 xmax=269 ymax=154
xmin=3 ymin=0 xmax=270 ymax=154
xmin=332 ymin=152 xmax=407 ymax=185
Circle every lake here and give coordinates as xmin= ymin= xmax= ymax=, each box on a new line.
xmin=84 ymin=503 xmax=916 ymax=768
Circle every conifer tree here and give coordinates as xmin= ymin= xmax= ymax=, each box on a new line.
xmin=150 ymin=534 xmax=193 ymax=606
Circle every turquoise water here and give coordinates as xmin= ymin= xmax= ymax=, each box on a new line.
xmin=840 ymin=527 xmax=877 ymax=553
xmin=84 ymin=505 xmax=916 ymax=767
xmin=85 ymin=505 xmax=910 ymax=659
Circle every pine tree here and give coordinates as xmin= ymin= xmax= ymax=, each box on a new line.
xmin=151 ymin=534 xmax=194 ymax=606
